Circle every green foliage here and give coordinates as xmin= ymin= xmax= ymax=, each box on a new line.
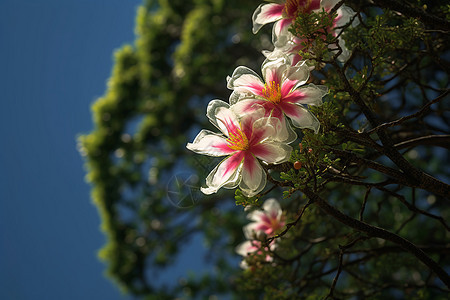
xmin=290 ymin=9 xmax=339 ymax=63
xmin=234 ymin=189 xmax=259 ymax=207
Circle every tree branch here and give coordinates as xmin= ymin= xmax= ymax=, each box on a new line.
xmin=300 ymin=186 xmax=450 ymax=288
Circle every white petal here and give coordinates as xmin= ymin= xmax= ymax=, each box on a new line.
xmin=206 ymin=100 xmax=230 ymax=132
xmin=230 ymin=99 xmax=266 ymax=118
xmin=243 ymin=222 xmax=260 ymax=239
xmin=201 ymin=156 xmax=243 ymax=195
xmin=252 ymin=3 xmax=284 ymax=34
xmin=236 ymin=240 xmax=255 ymax=257
xmin=272 ymin=19 xmax=291 ymax=47
xmin=263 ymin=198 xmax=282 ymax=218
xmin=229 ymin=90 xmax=243 ymax=105
xmin=335 ymin=38 xmax=350 ymax=62
xmin=277 ymin=117 xmax=298 ymax=144
xmin=248 ymin=116 xmax=278 ymax=144
xmin=247 ymin=210 xmax=265 ymax=223
xmin=285 ymin=62 xmax=310 ymax=88
xmin=297 ymin=84 xmax=328 ymax=106
xmin=227 ymin=66 xmax=264 ymax=96
xmin=262 ymin=56 xmax=289 ymax=81
xmin=287 ymin=105 xmax=321 ymax=133
xmin=321 ymin=0 xmax=340 ymax=10
xmin=215 ymin=106 xmax=241 ymax=137
xmin=252 ymin=141 xmax=293 ymax=164
xmin=186 ymin=130 xmax=232 ymax=157
xmin=336 ymin=6 xmax=358 ymax=28
xmin=239 ymin=156 xmax=266 ymax=197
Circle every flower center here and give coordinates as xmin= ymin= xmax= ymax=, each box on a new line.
xmin=262 ymin=81 xmax=282 ymax=104
xmin=283 ymin=0 xmax=311 ymax=19
xmin=226 ymin=127 xmax=249 ymax=151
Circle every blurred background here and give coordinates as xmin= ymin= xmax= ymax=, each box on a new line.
xmin=0 ymin=1 xmax=140 ymax=299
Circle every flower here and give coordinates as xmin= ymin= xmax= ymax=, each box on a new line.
xmin=236 ymin=199 xmax=284 ymax=269
xmin=227 ymin=56 xmax=327 ymax=137
xmin=252 ymin=0 xmax=321 ymax=46
xmin=244 ymin=198 xmax=285 ymax=238
xmin=253 ymin=0 xmax=358 ymax=62
xmin=235 ymin=239 xmax=275 ymax=269
xmin=186 ymin=101 xmax=292 ymax=197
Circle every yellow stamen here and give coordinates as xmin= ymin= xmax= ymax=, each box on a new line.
xmin=227 ymin=127 xmax=249 ymax=151
xmin=262 ymin=81 xmax=282 ymax=104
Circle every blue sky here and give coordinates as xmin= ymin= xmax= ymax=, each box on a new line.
xmin=0 ymin=1 xmax=142 ymax=299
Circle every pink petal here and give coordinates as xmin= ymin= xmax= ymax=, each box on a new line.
xmin=238 ymin=108 xmax=271 ymax=143
xmin=229 ymin=70 xmax=265 ymax=96
xmin=251 ymin=142 xmax=292 ymax=164
xmin=264 ymin=67 xmax=282 ymax=86
xmin=201 ymin=152 xmax=244 ymax=195
xmin=240 ymin=153 xmax=266 ymax=197
xmin=231 ymin=99 xmax=267 ymax=117
xmin=186 ymin=130 xmax=235 ymax=156
xmin=310 ymin=0 xmax=321 ymax=10
xmin=282 ymin=89 xmax=305 ymax=104
xmin=263 ymin=198 xmax=282 ymax=218
xmin=247 ymin=117 xmax=276 ymax=145
xmin=215 ymin=106 xmax=240 ymax=137
xmin=223 ymin=151 xmax=245 ymax=177
xmin=279 ymin=102 xmax=320 ymax=132
xmin=252 ymin=3 xmax=284 ymax=34
xmin=280 ymin=79 xmax=296 ymax=97
xmin=273 ymin=18 xmax=292 ymax=39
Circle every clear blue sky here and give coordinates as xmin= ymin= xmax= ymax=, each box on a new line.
xmin=0 ymin=1 xmax=142 ymax=299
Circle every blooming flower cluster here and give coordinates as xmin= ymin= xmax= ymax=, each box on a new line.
xmin=236 ymin=198 xmax=285 ymax=269
xmin=187 ymin=0 xmax=356 ymax=197
xmin=186 ymin=0 xmax=358 ymax=269
xmin=254 ymin=0 xmax=357 ymax=63
xmin=187 ymin=55 xmax=326 ymax=197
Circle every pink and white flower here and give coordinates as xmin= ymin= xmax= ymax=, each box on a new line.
xmin=235 ymin=239 xmax=275 ymax=269
xmin=186 ymin=101 xmax=292 ymax=197
xmin=253 ymin=0 xmax=357 ymax=62
xmin=227 ymin=56 xmax=327 ymax=137
xmin=244 ymin=198 xmax=285 ymax=238
xmin=252 ymin=0 xmax=321 ymax=46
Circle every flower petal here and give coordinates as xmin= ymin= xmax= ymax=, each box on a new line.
xmin=215 ymin=106 xmax=241 ymax=137
xmin=227 ymin=66 xmax=265 ymax=96
xmin=321 ymin=0 xmax=340 ymax=11
xmin=252 ymin=141 xmax=292 ymax=164
xmin=252 ymin=3 xmax=284 ymax=34
xmin=263 ymin=198 xmax=282 ymax=218
xmin=276 ymin=117 xmax=298 ymax=144
xmin=262 ymin=56 xmax=288 ymax=85
xmin=229 ymin=90 xmax=243 ymax=105
xmin=247 ymin=210 xmax=265 ymax=223
xmin=206 ymin=100 xmax=230 ymax=132
xmin=243 ymin=222 xmax=261 ymax=239
xmin=280 ymin=103 xmax=321 ymax=133
xmin=273 ymin=18 xmax=292 ymax=47
xmin=247 ymin=116 xmax=277 ymax=145
xmin=296 ymin=84 xmax=328 ymax=106
xmin=239 ymin=153 xmax=266 ymax=197
xmin=231 ymin=98 xmax=267 ymax=118
xmin=282 ymin=89 xmax=306 ymax=104
xmin=284 ymin=62 xmax=310 ymax=88
xmin=201 ymin=152 xmax=244 ymax=195
xmin=236 ymin=240 xmax=261 ymax=257
xmin=186 ymin=130 xmax=234 ymax=157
